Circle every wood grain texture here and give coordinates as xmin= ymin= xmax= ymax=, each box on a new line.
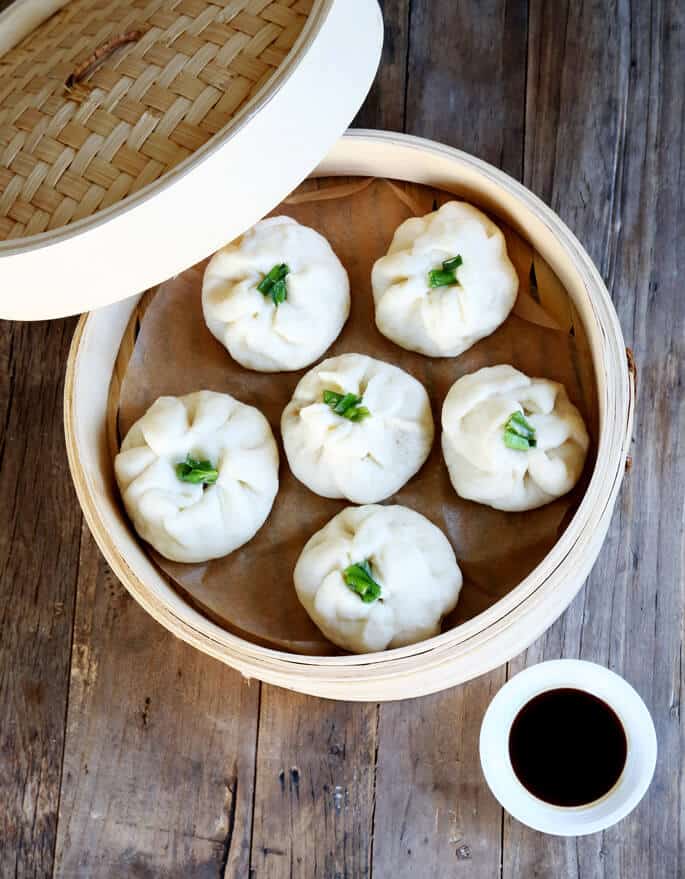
xmin=504 ymin=1 xmax=684 ymax=876
xmin=53 ymin=526 xmax=260 ymax=878
xmin=354 ymin=0 xmax=411 ymax=130
xmin=405 ymin=0 xmax=528 ymax=178
xmin=371 ymin=680 xmax=505 ymax=878
xmin=369 ymin=3 xmax=528 ymax=877
xmin=249 ymin=689 xmax=377 ymax=878
xmin=0 ymin=317 xmax=82 ymax=879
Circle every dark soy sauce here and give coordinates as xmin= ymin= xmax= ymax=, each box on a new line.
xmin=508 ymin=688 xmax=627 ymax=807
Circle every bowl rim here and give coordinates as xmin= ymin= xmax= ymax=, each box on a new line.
xmin=64 ymin=130 xmax=634 ymax=699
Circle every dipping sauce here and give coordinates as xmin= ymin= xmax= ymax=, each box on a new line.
xmin=508 ymin=687 xmax=627 ymax=807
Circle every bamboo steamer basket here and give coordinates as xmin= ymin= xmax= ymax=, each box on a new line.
xmin=64 ymin=131 xmax=635 ymax=701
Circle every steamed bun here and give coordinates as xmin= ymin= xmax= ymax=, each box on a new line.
xmin=281 ymin=353 xmax=434 ymax=504
xmin=294 ymin=505 xmax=462 ymax=653
xmin=441 ymin=365 xmax=589 ymax=511
xmin=371 ymin=201 xmax=518 ymax=357
xmin=203 ymin=216 xmax=350 ymax=372
xmin=115 ymin=391 xmax=278 ymax=562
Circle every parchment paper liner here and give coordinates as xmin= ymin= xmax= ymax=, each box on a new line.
xmin=114 ymin=178 xmax=598 ymax=656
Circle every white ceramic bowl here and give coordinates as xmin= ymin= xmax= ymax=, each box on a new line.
xmin=479 ymin=660 xmax=657 ymax=836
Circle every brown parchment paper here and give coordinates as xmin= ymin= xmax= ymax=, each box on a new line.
xmin=115 ymin=178 xmax=599 ymax=655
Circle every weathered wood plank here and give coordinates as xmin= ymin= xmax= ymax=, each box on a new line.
xmin=405 ymin=0 xmax=528 ymax=178
xmin=53 ymin=526 xmax=260 ymax=878
xmin=354 ymin=0 xmax=411 ymax=131
xmin=371 ymin=679 xmax=505 ymax=879
xmin=0 ymin=318 xmax=82 ymax=879
xmin=370 ymin=3 xmax=528 ymax=877
xmin=504 ymin=1 xmax=684 ymax=876
xmin=249 ymin=688 xmax=377 ymax=878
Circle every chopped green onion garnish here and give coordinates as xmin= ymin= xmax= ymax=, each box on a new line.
xmin=442 ymin=254 xmax=463 ymax=272
xmin=504 ymin=430 xmax=531 ymax=451
xmin=176 ymin=455 xmax=219 ymax=485
xmin=326 ymin=391 xmax=357 ymax=414
xmin=343 ymin=560 xmax=381 ymax=603
xmin=257 ymin=263 xmax=289 ymax=305
xmin=345 ymin=406 xmax=371 ymax=423
xmin=508 ymin=411 xmax=536 ymax=438
xmin=503 ymin=411 xmax=537 ymax=451
xmin=270 ymin=278 xmax=287 ymax=305
xmin=428 ymin=254 xmax=463 ymax=288
xmin=428 ymin=269 xmax=457 ymax=287
xmin=322 ymin=389 xmax=371 ymax=422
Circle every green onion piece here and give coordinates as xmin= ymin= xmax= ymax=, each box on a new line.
xmin=503 ymin=411 xmax=537 ymax=451
xmin=322 ymin=389 xmax=343 ymax=407
xmin=442 ymin=254 xmax=463 ymax=272
xmin=257 ymin=263 xmax=290 ymax=305
xmin=322 ymin=389 xmax=371 ymax=422
xmin=176 ymin=455 xmax=219 ymax=485
xmin=343 ymin=560 xmax=382 ymax=603
xmin=428 ymin=254 xmax=463 ymax=288
xmin=344 ymin=406 xmax=370 ymax=423
xmin=270 ymin=278 xmax=287 ymax=305
xmin=508 ymin=411 xmax=536 ymax=438
xmin=504 ymin=430 xmax=532 ymax=451
xmin=333 ymin=392 xmax=360 ymax=414
xmin=428 ymin=269 xmax=457 ymax=287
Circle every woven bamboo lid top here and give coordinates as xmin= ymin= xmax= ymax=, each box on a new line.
xmin=0 ymin=0 xmax=315 ymax=242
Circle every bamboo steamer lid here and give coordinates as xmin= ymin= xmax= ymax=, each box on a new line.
xmin=0 ymin=0 xmax=383 ymax=318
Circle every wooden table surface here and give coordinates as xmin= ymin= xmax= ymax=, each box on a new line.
xmin=1 ymin=1 xmax=683 ymax=877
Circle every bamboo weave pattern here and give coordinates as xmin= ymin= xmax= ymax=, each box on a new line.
xmin=0 ymin=0 xmax=314 ymax=241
